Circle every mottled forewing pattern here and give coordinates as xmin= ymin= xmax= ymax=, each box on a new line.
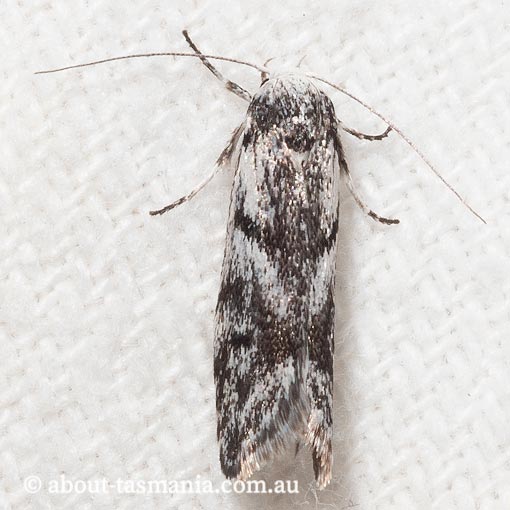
xmin=214 ymin=76 xmax=341 ymax=488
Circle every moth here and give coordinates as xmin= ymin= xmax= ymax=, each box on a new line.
xmin=37 ymin=31 xmax=485 ymax=489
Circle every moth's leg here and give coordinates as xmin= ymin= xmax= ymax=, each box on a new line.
xmin=216 ymin=123 xmax=244 ymax=166
xmin=183 ymin=30 xmax=252 ymax=102
xmin=150 ymin=124 xmax=244 ymax=216
xmin=340 ymin=123 xmax=392 ymax=141
xmin=335 ymin=137 xmax=400 ymax=225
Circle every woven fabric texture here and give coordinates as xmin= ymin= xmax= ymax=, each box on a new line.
xmin=2 ymin=1 xmax=509 ymax=508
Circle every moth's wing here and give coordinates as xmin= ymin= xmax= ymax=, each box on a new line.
xmin=214 ymin=135 xmax=309 ymax=481
xmin=301 ymin=129 xmax=337 ymax=488
xmin=304 ymin=233 xmax=336 ymax=488
xmin=214 ymin=127 xmax=339 ymax=486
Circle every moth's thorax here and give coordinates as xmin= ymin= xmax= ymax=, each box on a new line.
xmin=244 ymin=74 xmax=337 ymax=152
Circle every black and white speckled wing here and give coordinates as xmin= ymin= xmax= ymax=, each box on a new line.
xmin=214 ymin=76 xmax=341 ymax=488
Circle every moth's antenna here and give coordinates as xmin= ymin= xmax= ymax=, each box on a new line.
xmin=35 ymin=52 xmax=268 ymax=76
xmin=311 ymin=75 xmax=487 ymax=225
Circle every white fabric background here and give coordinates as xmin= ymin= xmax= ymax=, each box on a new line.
xmin=2 ymin=1 xmax=509 ymax=508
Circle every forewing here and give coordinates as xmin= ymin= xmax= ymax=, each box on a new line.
xmin=214 ymin=97 xmax=340 ymax=485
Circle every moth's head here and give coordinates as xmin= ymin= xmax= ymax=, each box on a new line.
xmin=259 ymin=55 xmax=310 ymax=88
xmin=257 ymin=73 xmax=319 ymax=97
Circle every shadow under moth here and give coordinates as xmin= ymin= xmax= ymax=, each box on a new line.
xmin=36 ymin=30 xmax=485 ymax=489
